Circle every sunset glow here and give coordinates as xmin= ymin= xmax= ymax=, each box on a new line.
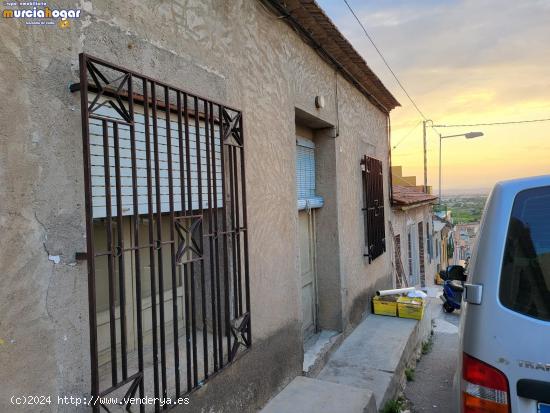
xmin=318 ymin=0 xmax=550 ymax=193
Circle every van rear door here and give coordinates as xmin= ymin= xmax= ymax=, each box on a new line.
xmin=460 ymin=182 xmax=550 ymax=413
xmin=499 ymin=186 xmax=550 ymax=412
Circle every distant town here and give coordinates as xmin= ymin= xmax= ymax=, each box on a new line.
xmin=440 ymin=194 xmax=488 ymax=224
xmin=433 ymin=194 xmax=489 ymax=267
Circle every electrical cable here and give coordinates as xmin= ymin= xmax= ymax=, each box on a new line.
xmin=343 ymin=0 xmax=550 ymax=138
xmin=343 ymin=0 xmax=428 ymax=121
xmin=433 ymin=117 xmax=550 ymax=127
xmin=392 ymin=120 xmax=422 ymax=149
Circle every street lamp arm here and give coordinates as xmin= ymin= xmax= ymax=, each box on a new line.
xmin=438 ymin=130 xmax=484 ymax=203
xmin=440 ymin=132 xmax=484 ymax=140
xmin=440 ymin=133 xmax=468 ymax=139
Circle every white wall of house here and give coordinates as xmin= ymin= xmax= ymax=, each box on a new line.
xmin=391 ymin=205 xmax=437 ymax=287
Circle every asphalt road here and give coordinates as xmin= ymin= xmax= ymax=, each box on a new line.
xmin=404 ymin=303 xmax=461 ymax=413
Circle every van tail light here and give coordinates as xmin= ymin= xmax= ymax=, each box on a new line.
xmin=462 ymin=353 xmax=510 ymax=413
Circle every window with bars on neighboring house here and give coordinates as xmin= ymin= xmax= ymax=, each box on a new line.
xmin=361 ymin=155 xmax=386 ymax=263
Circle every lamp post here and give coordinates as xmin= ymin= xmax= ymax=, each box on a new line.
xmin=438 ymin=131 xmax=483 ymax=202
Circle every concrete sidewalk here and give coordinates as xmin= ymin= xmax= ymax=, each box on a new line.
xmin=261 ymin=299 xmax=437 ymax=413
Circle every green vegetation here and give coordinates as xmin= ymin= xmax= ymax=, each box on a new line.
xmin=421 ymin=337 xmax=433 ymax=355
xmin=381 ymin=397 xmax=405 ymax=413
xmin=440 ymin=195 xmax=488 ymax=224
xmin=405 ymin=367 xmax=415 ymax=382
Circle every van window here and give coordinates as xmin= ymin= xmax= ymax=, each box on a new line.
xmin=499 ymin=186 xmax=550 ymax=321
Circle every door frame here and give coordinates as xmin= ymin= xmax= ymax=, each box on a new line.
xmin=299 ymin=209 xmax=319 ymax=341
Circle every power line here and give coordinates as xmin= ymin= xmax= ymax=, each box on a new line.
xmin=433 ymin=117 xmax=550 ymax=127
xmin=392 ymin=120 xmax=423 ymax=149
xmin=343 ymin=0 xmax=428 ymax=121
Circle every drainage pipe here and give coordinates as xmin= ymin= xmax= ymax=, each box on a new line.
xmin=376 ymin=287 xmax=415 ymax=297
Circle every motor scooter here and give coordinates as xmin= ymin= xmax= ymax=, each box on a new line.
xmin=441 ymin=279 xmax=464 ymax=312
xmin=439 ymin=265 xmax=466 ymax=313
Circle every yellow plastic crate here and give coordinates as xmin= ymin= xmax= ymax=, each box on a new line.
xmin=397 ymin=297 xmax=425 ymax=320
xmin=373 ymin=295 xmax=398 ymax=317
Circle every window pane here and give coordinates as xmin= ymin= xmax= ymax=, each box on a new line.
xmin=499 ymin=186 xmax=550 ymax=321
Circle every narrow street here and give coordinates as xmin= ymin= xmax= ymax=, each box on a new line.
xmin=404 ymin=302 xmax=461 ymax=412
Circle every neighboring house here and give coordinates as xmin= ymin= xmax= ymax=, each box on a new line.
xmin=454 ymin=223 xmax=479 ymax=263
xmin=0 ymin=1 xmax=400 ymax=412
xmin=390 ymin=167 xmax=437 ymax=287
xmin=433 ymin=215 xmax=454 ymax=275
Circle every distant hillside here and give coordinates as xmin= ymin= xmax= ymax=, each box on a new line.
xmin=441 ymin=195 xmax=488 ymax=224
xmin=441 ymin=188 xmax=491 ymax=197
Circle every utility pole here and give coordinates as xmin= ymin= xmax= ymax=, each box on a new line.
xmin=423 ymin=120 xmax=428 ymax=193
xmin=439 ymin=134 xmax=442 ymax=203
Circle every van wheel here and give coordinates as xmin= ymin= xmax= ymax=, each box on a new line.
xmin=443 ymin=302 xmax=455 ymax=313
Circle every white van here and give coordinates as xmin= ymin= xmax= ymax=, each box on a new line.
xmin=456 ymin=175 xmax=550 ymax=413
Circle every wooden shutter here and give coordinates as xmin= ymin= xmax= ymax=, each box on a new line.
xmin=361 ymin=155 xmax=386 ymax=263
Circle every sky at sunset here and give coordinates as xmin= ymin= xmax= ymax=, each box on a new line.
xmin=317 ymin=0 xmax=550 ymax=194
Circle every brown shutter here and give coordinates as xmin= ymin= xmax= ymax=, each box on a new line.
xmin=361 ymin=155 xmax=386 ymax=263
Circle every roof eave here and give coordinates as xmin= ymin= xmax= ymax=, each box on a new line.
xmin=261 ymin=0 xmax=400 ymax=113
xmin=391 ymin=199 xmax=437 ymax=211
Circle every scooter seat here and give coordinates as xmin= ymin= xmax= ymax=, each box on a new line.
xmin=449 ymin=280 xmax=464 ymax=293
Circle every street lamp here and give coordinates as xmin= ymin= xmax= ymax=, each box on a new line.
xmin=438 ymin=131 xmax=484 ymax=202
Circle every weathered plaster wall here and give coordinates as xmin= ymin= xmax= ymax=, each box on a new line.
xmin=333 ymin=77 xmax=393 ymax=327
xmin=0 ymin=0 xmax=393 ymax=411
xmin=391 ymin=206 xmax=436 ymax=287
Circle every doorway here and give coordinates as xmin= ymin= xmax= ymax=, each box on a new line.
xmin=299 ymin=210 xmax=317 ymax=341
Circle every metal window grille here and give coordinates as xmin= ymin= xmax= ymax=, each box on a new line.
xmin=78 ymin=54 xmax=251 ymax=412
xmin=361 ymin=155 xmax=386 ymax=263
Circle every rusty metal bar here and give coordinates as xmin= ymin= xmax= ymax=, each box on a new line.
xmin=143 ymin=79 xmax=161 ymax=412
xmin=239 ymin=113 xmax=251 ymax=344
xmin=228 ymin=145 xmax=239 ymax=319
xmin=204 ymin=101 xmax=219 ymax=372
xmin=165 ymin=86 xmax=181 ymax=397
xmin=151 ymin=82 xmax=168 ymax=401
xmin=185 ymin=95 xmax=198 ymax=388
xmin=102 ymin=119 xmax=118 ymax=387
xmin=219 ymin=106 xmax=232 ymax=363
xmin=193 ymin=96 xmax=209 ymax=379
xmin=232 ymin=144 xmax=243 ymax=316
xmin=127 ymin=73 xmax=145 ymax=412
xmin=113 ymin=122 xmax=128 ymax=381
xmin=77 ymin=53 xmax=241 ymax=113
xmin=208 ymin=103 xmax=223 ymax=371
xmin=79 ymin=53 xmax=100 ymax=413
xmin=176 ymin=91 xmax=190 ymax=393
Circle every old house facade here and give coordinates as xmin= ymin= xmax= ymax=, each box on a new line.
xmin=433 ymin=214 xmax=454 ymax=277
xmin=390 ymin=167 xmax=438 ymax=287
xmin=0 ymin=1 xmax=399 ymax=412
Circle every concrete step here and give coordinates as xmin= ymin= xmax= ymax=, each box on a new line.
xmin=260 ymin=299 xmax=436 ymax=413
xmin=303 ymin=330 xmax=343 ymax=377
xmin=260 ymin=376 xmax=377 ymax=413
xmin=317 ymin=300 xmax=435 ymax=410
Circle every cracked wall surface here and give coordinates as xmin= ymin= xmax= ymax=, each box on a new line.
xmin=0 ymin=0 xmax=393 ymax=411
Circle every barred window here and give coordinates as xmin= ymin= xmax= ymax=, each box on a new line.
xmin=78 ymin=54 xmax=251 ymax=411
xmin=361 ymin=155 xmax=386 ymax=263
